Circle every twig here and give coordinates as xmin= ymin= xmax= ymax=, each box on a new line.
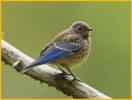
xmin=2 ymin=40 xmax=111 ymax=98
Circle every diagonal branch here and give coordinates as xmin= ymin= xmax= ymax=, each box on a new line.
xmin=1 ymin=40 xmax=111 ymax=98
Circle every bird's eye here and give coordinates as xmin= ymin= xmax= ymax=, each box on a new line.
xmin=78 ymin=27 xmax=82 ymax=30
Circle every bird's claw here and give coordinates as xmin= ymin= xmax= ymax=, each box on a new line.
xmin=72 ymin=77 xmax=83 ymax=82
xmin=62 ymin=71 xmax=71 ymax=76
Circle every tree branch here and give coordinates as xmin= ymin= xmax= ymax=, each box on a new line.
xmin=2 ymin=40 xmax=111 ymax=98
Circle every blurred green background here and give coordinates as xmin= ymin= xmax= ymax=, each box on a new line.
xmin=2 ymin=2 xmax=130 ymax=98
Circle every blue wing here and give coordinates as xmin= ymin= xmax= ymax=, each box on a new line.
xmin=39 ymin=41 xmax=82 ymax=63
xmin=21 ymin=42 xmax=82 ymax=73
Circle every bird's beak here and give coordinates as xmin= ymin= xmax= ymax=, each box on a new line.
xmin=88 ymin=28 xmax=94 ymax=31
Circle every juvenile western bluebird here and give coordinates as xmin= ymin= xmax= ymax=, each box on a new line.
xmin=21 ymin=21 xmax=93 ymax=80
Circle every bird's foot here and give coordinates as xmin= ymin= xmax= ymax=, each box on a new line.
xmin=62 ymin=71 xmax=71 ymax=76
xmin=55 ymin=71 xmax=83 ymax=83
xmin=70 ymin=76 xmax=83 ymax=83
xmin=55 ymin=72 xmax=70 ymax=79
xmin=55 ymin=73 xmax=65 ymax=79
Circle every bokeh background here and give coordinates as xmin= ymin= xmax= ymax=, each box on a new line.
xmin=2 ymin=2 xmax=130 ymax=98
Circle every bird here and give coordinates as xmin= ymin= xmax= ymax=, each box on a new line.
xmin=21 ymin=21 xmax=93 ymax=80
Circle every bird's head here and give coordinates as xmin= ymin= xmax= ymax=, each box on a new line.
xmin=70 ymin=21 xmax=93 ymax=38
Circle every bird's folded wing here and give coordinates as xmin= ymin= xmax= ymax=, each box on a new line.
xmin=39 ymin=42 xmax=82 ymax=63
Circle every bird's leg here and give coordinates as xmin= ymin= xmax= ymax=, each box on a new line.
xmin=56 ymin=66 xmax=83 ymax=82
xmin=55 ymin=66 xmax=71 ymax=79
xmin=57 ymin=66 xmax=70 ymax=75
xmin=66 ymin=68 xmax=83 ymax=82
xmin=66 ymin=68 xmax=76 ymax=79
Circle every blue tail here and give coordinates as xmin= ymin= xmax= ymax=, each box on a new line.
xmin=20 ymin=50 xmax=71 ymax=74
